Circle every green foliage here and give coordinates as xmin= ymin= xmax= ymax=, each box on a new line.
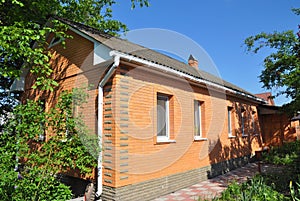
xmin=0 ymin=0 xmax=149 ymax=116
xmin=0 ymin=89 xmax=98 ymax=200
xmin=261 ymin=141 xmax=300 ymax=196
xmin=263 ymin=141 xmax=300 ymax=166
xmin=204 ymin=176 xmax=286 ymax=201
xmin=0 ymin=1 xmax=150 ymax=199
xmin=244 ymin=8 xmax=300 ymax=114
xmin=290 ymin=181 xmax=300 ymax=201
xmin=200 ymin=141 xmax=300 ymax=201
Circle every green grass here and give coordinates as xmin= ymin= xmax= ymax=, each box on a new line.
xmin=199 ymin=141 xmax=300 ymax=201
xmin=199 ymin=176 xmax=286 ymax=201
xmin=263 ymin=140 xmax=300 ymax=166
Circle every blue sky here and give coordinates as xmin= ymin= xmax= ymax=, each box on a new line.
xmin=112 ymin=0 xmax=299 ymax=105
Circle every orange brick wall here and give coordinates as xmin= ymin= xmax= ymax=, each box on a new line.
xmin=23 ymin=30 xmax=105 ymax=134
xmin=101 ymin=62 xmax=263 ymax=188
xmin=260 ymin=113 xmax=298 ymax=146
xmin=22 ymin=29 xmax=100 ymax=179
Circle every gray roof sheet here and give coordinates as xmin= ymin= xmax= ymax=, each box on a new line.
xmin=55 ymin=17 xmax=260 ymax=101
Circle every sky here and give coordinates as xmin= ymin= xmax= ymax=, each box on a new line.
xmin=112 ymin=0 xmax=299 ymax=105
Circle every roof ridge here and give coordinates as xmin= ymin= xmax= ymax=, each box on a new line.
xmin=51 ymin=17 xmax=262 ymax=102
xmin=52 ymin=16 xmax=195 ymax=66
xmin=51 ymin=15 xmax=114 ymax=39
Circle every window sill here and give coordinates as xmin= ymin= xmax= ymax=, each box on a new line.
xmin=155 ymin=139 xmax=176 ymax=144
xmin=253 ymin=133 xmax=260 ymax=137
xmin=242 ymin=135 xmax=248 ymax=138
xmin=228 ymin=135 xmax=236 ymax=139
xmin=194 ymin=137 xmax=208 ymax=141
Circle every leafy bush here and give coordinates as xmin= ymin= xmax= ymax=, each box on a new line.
xmin=0 ymin=89 xmax=98 ymax=200
xmin=261 ymin=141 xmax=300 ymax=195
xmin=200 ymin=141 xmax=300 ymax=201
xmin=263 ymin=141 xmax=300 ymax=166
xmin=199 ymin=176 xmax=286 ymax=201
xmin=290 ymin=181 xmax=300 ymax=201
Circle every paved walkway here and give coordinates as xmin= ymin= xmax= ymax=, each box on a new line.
xmin=153 ymin=162 xmax=264 ymax=201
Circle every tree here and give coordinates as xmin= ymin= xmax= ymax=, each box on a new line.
xmin=0 ymin=0 xmax=149 ymax=120
xmin=0 ymin=89 xmax=98 ymax=200
xmin=0 ymin=0 xmax=149 ymax=199
xmin=244 ymin=8 xmax=300 ymax=115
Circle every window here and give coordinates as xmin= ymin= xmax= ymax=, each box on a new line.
xmin=241 ymin=114 xmax=245 ymax=136
xmin=241 ymin=111 xmax=248 ymax=137
xmin=39 ymin=100 xmax=46 ymax=141
xmin=48 ymin=36 xmax=64 ymax=48
xmin=228 ymin=107 xmax=234 ymax=137
xmin=251 ymin=111 xmax=256 ymax=134
xmin=194 ymin=100 xmax=203 ymax=140
xmin=157 ymin=95 xmax=169 ymax=142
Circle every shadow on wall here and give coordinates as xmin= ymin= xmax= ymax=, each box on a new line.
xmin=207 ymin=102 xmax=263 ymax=178
xmin=23 ymin=50 xmax=72 ymax=105
xmin=259 ymin=113 xmax=297 ymax=146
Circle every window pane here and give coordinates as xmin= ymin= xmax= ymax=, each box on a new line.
xmin=194 ymin=101 xmax=201 ymax=136
xmin=157 ymin=96 xmax=168 ymax=137
xmin=252 ymin=114 xmax=255 ymax=133
xmin=228 ymin=108 xmax=232 ymax=135
xmin=242 ymin=115 xmax=245 ymax=135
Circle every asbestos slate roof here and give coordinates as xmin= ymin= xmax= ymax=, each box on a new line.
xmin=55 ymin=17 xmax=262 ymax=101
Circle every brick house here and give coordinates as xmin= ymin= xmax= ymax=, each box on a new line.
xmin=255 ymin=93 xmax=298 ymax=146
xmin=20 ymin=17 xmax=278 ymax=200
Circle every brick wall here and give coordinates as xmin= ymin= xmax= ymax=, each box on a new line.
xmin=101 ymin=61 xmax=263 ymax=192
xmin=260 ymin=113 xmax=298 ymax=145
xmin=101 ymin=155 xmax=250 ymax=201
xmin=22 ymin=29 xmax=99 ymax=180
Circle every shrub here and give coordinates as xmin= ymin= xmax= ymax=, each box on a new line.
xmin=291 ymin=181 xmax=300 ymax=201
xmin=263 ymin=141 xmax=300 ymax=166
xmin=200 ymin=176 xmax=287 ymax=201
xmin=0 ymin=89 xmax=98 ymax=200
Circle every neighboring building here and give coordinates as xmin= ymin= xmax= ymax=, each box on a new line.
xmin=292 ymin=114 xmax=300 ymax=140
xmin=255 ymin=93 xmax=298 ymax=146
xmin=21 ymin=17 xmax=290 ymax=200
xmin=255 ymin=92 xmax=275 ymax=106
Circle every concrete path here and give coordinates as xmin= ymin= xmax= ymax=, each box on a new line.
xmin=152 ymin=162 xmax=264 ymax=201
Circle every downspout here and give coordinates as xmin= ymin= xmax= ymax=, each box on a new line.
xmin=96 ymin=55 xmax=120 ymax=198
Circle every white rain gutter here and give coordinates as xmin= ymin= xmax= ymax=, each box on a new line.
xmin=110 ymin=50 xmax=266 ymax=104
xmin=96 ymin=55 xmax=120 ymax=198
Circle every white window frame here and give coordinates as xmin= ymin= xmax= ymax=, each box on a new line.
xmin=194 ymin=100 xmax=203 ymax=140
xmin=157 ymin=95 xmax=170 ymax=142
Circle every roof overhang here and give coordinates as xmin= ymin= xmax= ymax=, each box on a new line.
xmin=110 ymin=50 xmax=267 ymax=104
xmin=258 ymin=105 xmax=282 ymax=115
xmin=49 ymin=17 xmax=268 ymax=105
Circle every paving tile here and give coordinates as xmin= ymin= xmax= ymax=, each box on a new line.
xmin=192 ymin=183 xmax=204 ymax=187
xmin=172 ymin=196 xmax=186 ymax=200
xmin=195 ymin=187 xmax=209 ymax=191
xmin=169 ymin=192 xmax=182 ymax=196
xmin=211 ymin=185 xmax=225 ymax=189
xmin=152 ymin=163 xmax=260 ymax=201
xmin=185 ymin=191 xmax=198 ymax=195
